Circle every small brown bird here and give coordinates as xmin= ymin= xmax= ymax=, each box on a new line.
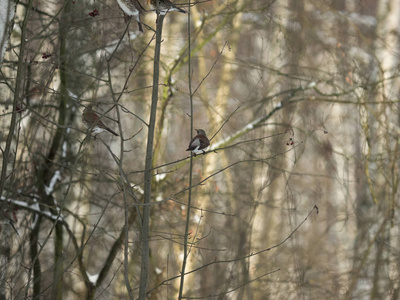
xmin=147 ymin=0 xmax=187 ymax=14
xmin=82 ymin=105 xmax=119 ymax=137
xmin=186 ymin=129 xmax=210 ymax=156
xmin=117 ymin=0 xmax=146 ymax=32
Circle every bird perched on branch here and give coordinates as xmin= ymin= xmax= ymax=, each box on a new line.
xmin=82 ymin=105 xmax=119 ymax=137
xmin=117 ymin=0 xmax=147 ymax=32
xmin=186 ymin=129 xmax=210 ymax=156
xmin=147 ymin=0 xmax=187 ymax=14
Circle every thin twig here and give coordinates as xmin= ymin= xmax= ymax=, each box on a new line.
xmin=209 ymin=105 xmax=241 ymax=141
xmin=191 ymin=41 xmax=227 ymax=97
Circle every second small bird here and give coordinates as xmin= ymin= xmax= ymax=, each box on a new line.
xmin=147 ymin=0 xmax=187 ymax=14
xmin=82 ymin=105 xmax=119 ymax=137
xmin=117 ymin=0 xmax=147 ymax=32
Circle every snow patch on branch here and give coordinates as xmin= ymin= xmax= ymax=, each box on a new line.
xmin=155 ymin=173 xmax=166 ymax=182
xmin=87 ymin=272 xmax=99 ymax=285
xmin=67 ymin=89 xmax=79 ymax=101
xmin=0 ymin=197 xmax=65 ymax=225
xmin=45 ymin=170 xmax=61 ymax=195
xmin=211 ymin=115 xmax=264 ymax=149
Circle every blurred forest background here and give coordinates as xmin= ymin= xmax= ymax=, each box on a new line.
xmin=0 ymin=0 xmax=399 ymax=299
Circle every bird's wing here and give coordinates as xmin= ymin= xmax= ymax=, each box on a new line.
xmin=186 ymin=137 xmax=200 ymax=150
xmin=199 ymin=137 xmax=209 ymax=148
xmin=191 ymin=137 xmax=200 ymax=146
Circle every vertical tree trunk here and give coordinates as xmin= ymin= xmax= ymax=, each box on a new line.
xmin=138 ymin=13 xmax=165 ymax=300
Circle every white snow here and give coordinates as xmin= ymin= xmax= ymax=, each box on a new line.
xmin=193 ymin=214 xmax=201 ymax=223
xmin=87 ymin=272 xmax=99 ymax=285
xmin=67 ymin=90 xmax=79 ymax=101
xmin=243 ymin=122 xmax=254 ymax=130
xmin=45 ymin=170 xmax=61 ymax=195
xmin=62 ymin=141 xmax=68 ymax=158
xmin=131 ymin=184 xmax=144 ymax=195
xmin=156 ymin=193 xmax=163 ymax=202
xmin=0 ymin=197 xmax=64 ymax=225
xmin=30 ymin=201 xmax=40 ymax=229
xmin=155 ymin=173 xmax=166 ymax=182
xmin=212 ymin=116 xmax=264 ymax=149
xmin=308 ymin=82 xmax=316 ymax=88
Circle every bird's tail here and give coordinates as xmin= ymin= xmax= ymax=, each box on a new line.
xmin=106 ymin=128 xmax=119 ymax=136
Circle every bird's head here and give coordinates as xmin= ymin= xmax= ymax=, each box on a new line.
xmin=196 ymin=129 xmax=206 ymax=136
